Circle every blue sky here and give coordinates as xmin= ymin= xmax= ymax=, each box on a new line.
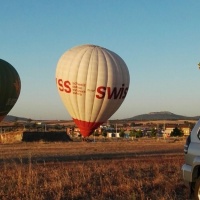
xmin=1 ymin=0 xmax=200 ymax=120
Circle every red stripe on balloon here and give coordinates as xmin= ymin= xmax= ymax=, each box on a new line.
xmin=73 ymin=118 xmax=103 ymax=137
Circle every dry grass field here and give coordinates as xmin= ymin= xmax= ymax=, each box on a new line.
xmin=0 ymin=138 xmax=189 ymax=200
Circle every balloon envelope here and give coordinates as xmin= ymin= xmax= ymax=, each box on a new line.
xmin=56 ymin=44 xmax=130 ymax=137
xmin=0 ymin=59 xmax=21 ymax=122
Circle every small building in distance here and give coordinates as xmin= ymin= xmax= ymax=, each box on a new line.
xmin=164 ymin=124 xmax=191 ymax=138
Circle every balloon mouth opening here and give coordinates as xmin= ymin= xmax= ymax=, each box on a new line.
xmin=73 ymin=118 xmax=103 ymax=137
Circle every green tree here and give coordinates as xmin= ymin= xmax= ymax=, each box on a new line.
xmin=119 ymin=129 xmax=125 ymax=138
xmin=129 ymin=130 xmax=137 ymax=138
xmin=129 ymin=130 xmax=134 ymax=137
xmin=136 ymin=130 xmax=143 ymax=138
xmin=150 ymin=128 xmax=157 ymax=137
xmin=170 ymin=127 xmax=184 ymax=137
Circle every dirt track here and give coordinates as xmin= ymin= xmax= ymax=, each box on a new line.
xmin=0 ymin=138 xmax=185 ymax=163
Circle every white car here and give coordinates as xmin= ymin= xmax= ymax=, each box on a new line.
xmin=182 ymin=119 xmax=200 ymax=199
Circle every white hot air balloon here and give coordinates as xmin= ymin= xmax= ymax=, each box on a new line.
xmin=56 ymin=44 xmax=130 ymax=137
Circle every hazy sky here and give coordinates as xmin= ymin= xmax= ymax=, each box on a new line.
xmin=1 ymin=0 xmax=200 ymax=120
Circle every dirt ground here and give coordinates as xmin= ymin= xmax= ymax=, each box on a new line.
xmin=0 ymin=138 xmax=189 ymax=200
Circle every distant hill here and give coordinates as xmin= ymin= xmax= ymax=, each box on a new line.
xmin=3 ymin=115 xmax=30 ymax=122
xmin=2 ymin=112 xmax=200 ymax=123
xmin=125 ymin=111 xmax=200 ymax=121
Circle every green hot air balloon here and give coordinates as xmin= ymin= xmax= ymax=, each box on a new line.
xmin=0 ymin=59 xmax=21 ymax=122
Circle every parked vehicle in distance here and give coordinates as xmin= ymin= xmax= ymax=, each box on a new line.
xmin=182 ymin=119 xmax=200 ymax=199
